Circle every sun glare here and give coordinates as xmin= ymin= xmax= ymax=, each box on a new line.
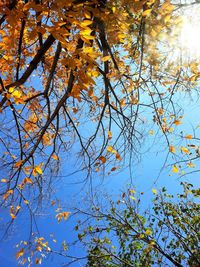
xmin=164 ymin=3 xmax=200 ymax=64
xmin=174 ymin=2 xmax=200 ymax=63
xmin=179 ymin=16 xmax=200 ymax=60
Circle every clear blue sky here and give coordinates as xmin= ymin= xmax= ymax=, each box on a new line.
xmin=0 ymin=89 xmax=200 ymax=266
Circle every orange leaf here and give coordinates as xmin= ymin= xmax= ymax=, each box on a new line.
xmin=116 ymin=153 xmax=122 ymax=161
xmin=185 ymin=135 xmax=193 ymax=139
xmin=3 ymin=189 xmax=13 ymax=200
xmin=51 ymin=154 xmax=59 ymax=161
xmin=35 ymin=258 xmax=42 ymax=265
xmin=173 ymin=120 xmax=182 ymax=125
xmin=63 ymin=211 xmax=70 ymax=220
xmin=14 ymin=160 xmax=23 ymax=168
xmin=16 ymin=248 xmax=24 ymax=260
xmin=23 ymin=177 xmax=33 ymax=184
xmin=99 ymin=156 xmax=106 ymax=163
xmin=10 ymin=213 xmax=16 ymax=219
xmin=56 ymin=211 xmax=70 ymax=223
xmin=51 ymin=200 xmax=56 ymax=206
xmin=169 ymin=145 xmax=175 ymax=153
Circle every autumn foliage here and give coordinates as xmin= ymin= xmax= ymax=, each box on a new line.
xmin=0 ymin=0 xmax=200 ymax=265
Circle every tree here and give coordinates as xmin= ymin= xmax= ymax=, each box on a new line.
xmin=76 ymin=183 xmax=200 ymax=267
xmin=0 ymin=0 xmax=200 ymax=265
xmin=0 ymin=0 xmax=193 ymax=202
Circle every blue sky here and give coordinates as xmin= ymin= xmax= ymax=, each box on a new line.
xmin=0 ymin=81 xmax=200 ymax=266
xmin=1 ymin=1 xmax=200 ymax=266
xmin=0 ymin=93 xmax=200 ymax=267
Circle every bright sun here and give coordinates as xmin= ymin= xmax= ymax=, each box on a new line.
xmin=180 ymin=16 xmax=200 ymax=60
xmin=165 ymin=3 xmax=200 ymax=63
xmin=174 ymin=2 xmax=200 ymax=62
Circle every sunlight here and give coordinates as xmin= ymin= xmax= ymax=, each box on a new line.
xmin=179 ymin=15 xmax=200 ymax=60
xmin=165 ymin=3 xmax=200 ymax=64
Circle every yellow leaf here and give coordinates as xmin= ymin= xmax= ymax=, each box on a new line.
xmin=16 ymin=248 xmax=24 ymax=260
xmin=8 ymin=87 xmax=15 ymax=93
xmin=152 ymin=188 xmax=157 ymax=194
xmin=129 ymin=189 xmax=136 ymax=194
xmin=12 ymin=90 xmax=22 ymax=98
xmin=142 ymin=9 xmax=152 ymax=17
xmin=118 ymin=33 xmax=126 ymax=40
xmin=172 ymin=165 xmax=179 ymax=173
xmin=164 ymin=14 xmax=171 ymax=23
xmin=84 ymin=11 xmax=91 ymax=19
xmin=181 ymin=147 xmax=189 ymax=154
xmin=187 ymin=162 xmax=195 ymax=168
xmin=108 ymin=131 xmax=112 ymax=140
xmin=34 ymin=166 xmax=43 ymax=175
xmin=107 ymin=146 xmax=117 ymax=154
xmin=80 ymin=35 xmax=95 ymax=41
xmin=3 ymin=55 xmax=9 ymax=61
xmin=168 ymin=127 xmax=174 ymax=133
xmin=80 ymin=20 xmax=93 ymax=27
xmin=185 ymin=135 xmax=193 ymax=139
xmin=10 ymin=213 xmax=16 ymax=219
xmin=162 ymin=1 xmax=174 ymax=12
xmin=112 ymin=6 xmax=116 ymax=13
xmin=24 ymin=200 xmax=29 ymax=205
xmin=101 ymin=55 xmax=111 ymax=62
xmin=169 ymin=145 xmax=175 ymax=153
xmin=130 ymin=195 xmax=135 ymax=201
xmin=145 ymin=229 xmax=153 ymax=235
xmin=1 ymin=178 xmax=7 ymax=183
xmin=80 ymin=28 xmax=93 ymax=36
xmin=107 ymin=146 xmax=114 ymax=153
xmin=149 ymin=130 xmax=154 ymax=135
